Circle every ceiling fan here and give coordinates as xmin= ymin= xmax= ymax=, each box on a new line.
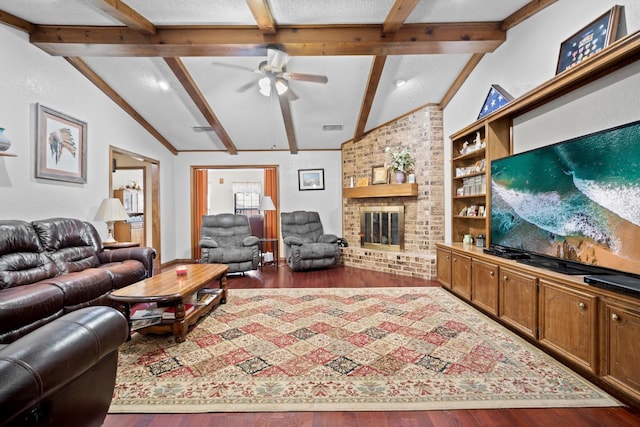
xmin=215 ymin=47 xmax=329 ymax=99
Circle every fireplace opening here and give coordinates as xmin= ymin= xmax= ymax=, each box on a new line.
xmin=360 ymin=206 xmax=404 ymax=252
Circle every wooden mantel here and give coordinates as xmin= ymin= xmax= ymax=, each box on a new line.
xmin=343 ymin=183 xmax=418 ymax=199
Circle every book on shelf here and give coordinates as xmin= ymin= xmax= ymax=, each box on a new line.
xmin=130 ymin=303 xmax=166 ymax=320
xmin=161 ymin=304 xmax=195 ymax=319
xmin=131 ymin=316 xmax=161 ymax=331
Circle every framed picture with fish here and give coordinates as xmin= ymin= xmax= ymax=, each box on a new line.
xmin=36 ymin=104 xmax=87 ymax=183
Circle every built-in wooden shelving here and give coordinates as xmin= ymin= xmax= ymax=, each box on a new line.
xmin=343 ymin=183 xmax=418 ymax=199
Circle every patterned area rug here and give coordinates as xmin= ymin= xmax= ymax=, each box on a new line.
xmin=109 ymin=287 xmax=618 ymax=413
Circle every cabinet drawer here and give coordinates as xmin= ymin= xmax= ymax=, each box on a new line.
xmin=499 ymin=267 xmax=538 ymax=339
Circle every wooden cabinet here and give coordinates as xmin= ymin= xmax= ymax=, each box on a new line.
xmin=499 ymin=266 xmax=538 ymax=339
xmin=114 ymin=188 xmax=144 ymax=214
xmin=114 ymin=188 xmax=144 ymax=245
xmin=436 ymin=247 xmax=452 ymax=289
xmin=450 ymin=119 xmax=510 ymax=245
xmin=451 ymin=252 xmax=472 ymax=300
xmin=539 ymin=279 xmax=597 ymax=373
xmin=472 ymin=259 xmax=499 ymax=316
xmin=114 ymin=220 xmax=144 ymax=246
xmin=601 ymin=298 xmax=640 ymax=402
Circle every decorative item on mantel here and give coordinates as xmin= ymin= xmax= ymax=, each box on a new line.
xmin=0 ymin=127 xmax=11 ymax=152
xmin=384 ymin=146 xmax=415 ymax=184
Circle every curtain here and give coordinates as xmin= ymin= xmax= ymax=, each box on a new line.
xmin=193 ymin=169 xmax=208 ymax=261
xmin=264 ymin=168 xmax=278 ymax=240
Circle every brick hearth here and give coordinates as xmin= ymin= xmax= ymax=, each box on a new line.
xmin=341 ymin=105 xmax=445 ymax=279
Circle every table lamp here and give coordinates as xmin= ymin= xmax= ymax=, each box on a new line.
xmin=258 ymin=195 xmax=276 ymax=238
xmin=94 ymin=198 xmax=130 ymax=243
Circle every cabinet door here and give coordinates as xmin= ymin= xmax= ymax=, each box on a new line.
xmin=601 ymin=299 xmax=640 ymax=403
xmin=436 ymin=248 xmax=452 ymax=289
xmin=471 ymin=259 xmax=499 ymax=316
xmin=538 ymin=280 xmax=597 ymax=373
xmin=451 ymin=253 xmax=472 ymax=300
xmin=499 ymin=267 xmax=538 ymax=339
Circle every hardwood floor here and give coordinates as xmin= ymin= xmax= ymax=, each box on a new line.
xmin=104 ymin=265 xmax=640 ymax=427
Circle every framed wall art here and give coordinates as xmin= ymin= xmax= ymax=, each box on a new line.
xmin=371 ymin=166 xmax=388 ymax=184
xmin=36 ymin=104 xmax=87 ymax=183
xmin=298 ymin=168 xmax=324 ymax=191
xmin=477 ymin=84 xmax=513 ymax=120
xmin=555 ymin=5 xmax=622 ymax=75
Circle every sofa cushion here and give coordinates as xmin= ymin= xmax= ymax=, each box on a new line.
xmin=39 ymin=269 xmax=113 ymax=308
xmin=32 ymin=218 xmax=101 ymax=274
xmin=98 ymin=260 xmax=146 ymax=289
xmin=0 ymin=283 xmax=65 ymax=336
xmin=0 ymin=220 xmax=58 ymax=290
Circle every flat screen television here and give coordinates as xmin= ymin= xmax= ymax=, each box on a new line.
xmin=489 ymin=120 xmax=640 ymax=279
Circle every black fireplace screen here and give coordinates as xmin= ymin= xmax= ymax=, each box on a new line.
xmin=361 ymin=206 xmax=404 ymax=252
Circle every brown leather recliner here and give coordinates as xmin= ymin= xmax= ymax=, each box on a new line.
xmin=0 ymin=305 xmax=129 ymax=427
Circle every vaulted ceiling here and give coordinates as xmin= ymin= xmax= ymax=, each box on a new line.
xmin=0 ymin=0 xmax=556 ymax=155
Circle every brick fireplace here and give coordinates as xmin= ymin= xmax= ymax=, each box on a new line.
xmin=341 ymin=105 xmax=445 ymax=279
xmin=360 ymin=206 xmax=404 ymax=252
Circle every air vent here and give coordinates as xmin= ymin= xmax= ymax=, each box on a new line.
xmin=192 ymin=126 xmax=213 ymax=132
xmin=322 ymin=124 xmax=344 ymax=131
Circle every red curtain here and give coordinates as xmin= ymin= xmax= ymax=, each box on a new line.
xmin=264 ymin=168 xmax=278 ymax=240
xmin=193 ymin=169 xmax=208 ymax=261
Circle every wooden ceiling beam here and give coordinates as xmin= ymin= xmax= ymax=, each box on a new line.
xmin=353 ymin=56 xmax=387 ymax=142
xmin=30 ymin=23 xmax=505 ymax=57
xmin=502 ymin=0 xmax=558 ymax=31
xmin=0 ymin=10 xmax=36 ymax=33
xmin=64 ymin=57 xmax=178 ymax=155
xmin=245 ymin=0 xmax=277 ymax=35
xmin=383 ymin=0 xmax=421 ymax=33
xmin=438 ymin=53 xmax=484 ymax=110
xmin=164 ymin=57 xmax=238 ymax=155
xmin=90 ymin=0 xmax=156 ymax=35
xmin=278 ymin=94 xmax=298 ymax=154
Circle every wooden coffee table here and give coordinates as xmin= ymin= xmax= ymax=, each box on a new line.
xmin=109 ymin=263 xmax=228 ymax=342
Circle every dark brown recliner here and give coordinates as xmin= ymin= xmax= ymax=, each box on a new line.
xmin=0 ymin=305 xmax=129 ymax=427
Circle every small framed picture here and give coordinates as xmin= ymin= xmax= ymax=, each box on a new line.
xmin=555 ymin=6 xmax=621 ymax=75
xmin=477 ymin=84 xmax=513 ymax=119
xmin=371 ymin=166 xmax=388 ymax=184
xmin=298 ymin=168 xmax=324 ymax=191
xmin=36 ymin=104 xmax=87 ymax=183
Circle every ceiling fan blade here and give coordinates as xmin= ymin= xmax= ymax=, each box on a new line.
xmin=237 ymin=79 xmax=259 ymax=93
xmin=211 ymin=61 xmax=255 ymax=73
xmin=285 ymin=86 xmax=299 ymax=101
xmin=286 ymin=72 xmax=329 ymax=84
xmin=278 ymin=93 xmax=298 ymax=154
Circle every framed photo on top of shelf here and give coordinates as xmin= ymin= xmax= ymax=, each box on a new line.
xmin=555 ymin=5 xmax=621 ymax=75
xmin=477 ymin=84 xmax=513 ymax=120
xmin=298 ymin=168 xmax=324 ymax=191
xmin=371 ymin=166 xmax=388 ymax=184
xmin=36 ymin=104 xmax=87 ymax=183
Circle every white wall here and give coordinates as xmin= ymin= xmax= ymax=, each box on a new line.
xmin=0 ymin=26 xmax=177 ymax=260
xmin=207 ymin=169 xmax=264 ymax=214
xmin=443 ymin=0 xmax=640 ymax=241
xmin=174 ymin=151 xmax=342 ymax=260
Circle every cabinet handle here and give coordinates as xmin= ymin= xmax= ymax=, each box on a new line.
xmin=611 ymin=313 xmax=619 ymax=321
xmin=578 ymin=302 xmax=586 ymax=310
xmin=490 ymin=271 xmax=495 ymax=277
xmin=503 ymin=276 xmax=509 ymax=282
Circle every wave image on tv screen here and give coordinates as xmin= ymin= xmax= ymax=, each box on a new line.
xmin=490 ymin=120 xmax=640 ymax=276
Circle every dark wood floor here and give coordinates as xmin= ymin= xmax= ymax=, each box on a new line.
xmin=104 ymin=265 xmax=640 ymax=427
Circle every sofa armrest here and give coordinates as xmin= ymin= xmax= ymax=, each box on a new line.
xmin=243 ymin=236 xmax=259 ymax=247
xmin=199 ymin=237 xmax=219 ymax=248
xmin=98 ymin=246 xmax=157 ymax=277
xmin=0 ymin=306 xmax=128 ymax=427
xmin=284 ymin=236 xmax=304 ymax=246
xmin=318 ymin=234 xmax=339 ymax=244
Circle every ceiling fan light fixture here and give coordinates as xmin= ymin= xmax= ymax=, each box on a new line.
xmin=394 ymin=79 xmax=407 ymax=88
xmin=258 ymin=77 xmax=271 ymax=96
xmin=275 ymin=78 xmax=288 ymax=95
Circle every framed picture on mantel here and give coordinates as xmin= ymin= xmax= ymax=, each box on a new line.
xmin=555 ymin=5 xmax=622 ymax=75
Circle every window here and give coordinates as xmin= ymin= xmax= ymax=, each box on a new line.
xmin=232 ymin=181 xmax=261 ymax=217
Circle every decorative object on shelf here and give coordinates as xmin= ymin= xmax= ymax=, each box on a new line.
xmin=356 ymin=177 xmax=369 ymax=187
xmin=385 ymin=146 xmax=415 ymax=184
xmin=371 ymin=165 xmax=388 ymax=184
xmin=408 ymin=173 xmax=415 ymax=184
xmin=36 ymin=104 xmax=87 ymax=183
xmin=477 ymin=84 xmax=513 ymax=119
xmin=94 ymin=198 xmax=130 ymax=244
xmin=476 ymin=234 xmax=486 ymax=248
xmin=0 ymin=127 xmax=11 ymax=152
xmin=556 ymin=6 xmax=622 ymax=75
xmin=298 ymin=168 xmax=324 ymax=191
xmin=463 ymin=234 xmax=473 ymax=245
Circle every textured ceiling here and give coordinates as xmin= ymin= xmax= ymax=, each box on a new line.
xmin=0 ymin=0 xmax=538 ymax=153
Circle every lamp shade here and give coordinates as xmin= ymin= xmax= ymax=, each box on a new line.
xmin=94 ymin=198 xmax=129 ymax=222
xmin=259 ymin=196 xmax=276 ymax=211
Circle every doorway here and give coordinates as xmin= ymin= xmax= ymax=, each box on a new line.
xmin=110 ymin=146 xmax=161 ymax=269
xmin=190 ymin=165 xmax=279 ymax=261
